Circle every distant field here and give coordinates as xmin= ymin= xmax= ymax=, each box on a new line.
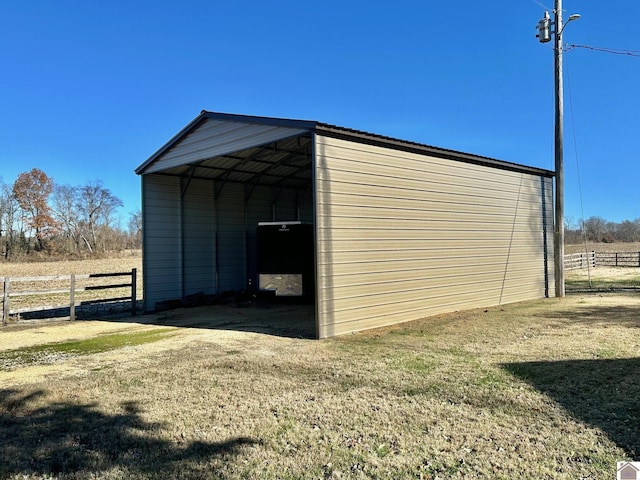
xmin=0 ymin=251 xmax=142 ymax=277
xmin=0 ymin=253 xmax=143 ymax=314
xmin=565 ymin=242 xmax=640 ymax=254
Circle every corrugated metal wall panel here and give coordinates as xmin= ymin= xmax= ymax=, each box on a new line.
xmin=273 ymin=188 xmax=298 ymax=221
xmin=317 ymin=175 xmax=544 ymax=207
xmin=542 ymin=176 xmax=555 ymax=296
xmin=144 ymin=119 xmax=309 ymax=174
xmin=216 ymin=182 xmax=246 ymax=293
xmin=315 ymin=135 xmax=552 ymax=338
xmin=182 ymin=178 xmax=215 ymax=296
xmin=142 ymin=175 xmax=181 ymax=311
xmin=298 ymin=189 xmax=314 ymax=223
xmin=246 ymin=185 xmax=273 ymax=288
xmin=318 ymin=154 xmax=541 ymax=195
xmin=318 ymin=247 xmax=545 ymax=266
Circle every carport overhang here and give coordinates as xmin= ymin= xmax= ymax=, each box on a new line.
xmin=135 ymin=111 xmax=319 ymax=193
xmin=135 ymin=111 xmax=554 ymax=187
xmin=136 ymin=111 xmax=324 ymax=338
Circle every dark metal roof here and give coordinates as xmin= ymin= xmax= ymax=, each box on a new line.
xmin=136 ymin=111 xmax=554 ymax=183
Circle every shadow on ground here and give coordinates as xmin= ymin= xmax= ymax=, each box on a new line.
xmin=503 ymin=357 xmax=640 ymax=457
xmin=536 ymin=301 xmax=640 ymax=328
xmin=131 ymin=302 xmax=317 ymax=340
xmin=5 ymin=302 xmax=317 ymax=340
xmin=0 ymin=388 xmax=260 ymax=479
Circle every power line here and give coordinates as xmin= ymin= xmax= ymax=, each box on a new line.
xmin=564 ymin=54 xmax=592 ymax=288
xmin=529 ymin=0 xmax=552 ymax=11
xmin=567 ymin=44 xmax=640 ymax=57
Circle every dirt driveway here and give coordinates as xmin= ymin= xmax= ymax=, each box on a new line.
xmin=0 ymin=303 xmax=315 ymax=387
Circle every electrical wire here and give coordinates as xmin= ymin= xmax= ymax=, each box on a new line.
xmin=566 ymin=44 xmax=640 ymax=57
xmin=529 ymin=0 xmax=552 ymax=11
xmin=564 ymin=51 xmax=593 ymax=288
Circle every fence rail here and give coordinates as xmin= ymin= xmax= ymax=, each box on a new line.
xmin=595 ymin=252 xmax=640 ymax=268
xmin=1 ymin=268 xmax=137 ymax=326
xmin=564 ymin=251 xmax=640 ymax=270
xmin=564 ymin=251 xmax=596 ymax=271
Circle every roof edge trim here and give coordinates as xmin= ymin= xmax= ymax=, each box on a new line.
xmin=315 ymin=124 xmax=555 ymax=178
xmin=136 ymin=110 xmax=553 ymax=179
xmin=135 ymin=111 xmax=317 ymax=175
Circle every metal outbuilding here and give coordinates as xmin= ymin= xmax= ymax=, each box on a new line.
xmin=135 ymin=111 xmax=555 ymax=338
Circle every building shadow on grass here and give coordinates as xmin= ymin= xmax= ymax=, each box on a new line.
xmin=0 ymin=388 xmax=260 ymax=479
xmin=130 ymin=302 xmax=317 ymax=340
xmin=537 ymin=301 xmax=640 ymax=328
xmin=502 ymin=357 xmax=640 ymax=457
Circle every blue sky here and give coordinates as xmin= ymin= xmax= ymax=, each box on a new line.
xmin=1 ymin=1 xmax=638 ymax=226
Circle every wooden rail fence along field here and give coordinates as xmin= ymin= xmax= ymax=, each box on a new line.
xmin=1 ymin=268 xmax=137 ymax=325
xmin=565 ymin=251 xmax=640 ymax=270
xmin=595 ymin=251 xmax=640 ymax=267
xmin=564 ymin=251 xmax=596 ymax=271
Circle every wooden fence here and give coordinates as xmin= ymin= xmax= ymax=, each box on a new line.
xmin=595 ymin=252 xmax=640 ymax=267
xmin=564 ymin=251 xmax=596 ymax=271
xmin=1 ymin=268 xmax=137 ymax=326
xmin=564 ymin=251 xmax=640 ymax=270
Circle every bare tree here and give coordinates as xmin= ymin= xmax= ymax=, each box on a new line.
xmin=128 ymin=209 xmax=142 ymax=249
xmin=583 ymin=216 xmax=608 ymax=243
xmin=616 ymin=220 xmax=640 ymax=243
xmin=0 ymin=179 xmax=19 ymax=258
xmin=76 ymin=181 xmax=123 ymax=254
xmin=52 ymin=184 xmax=83 ymax=253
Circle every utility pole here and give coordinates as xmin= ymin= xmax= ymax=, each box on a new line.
xmin=554 ymin=0 xmax=565 ymax=298
xmin=536 ymin=0 xmax=580 ymax=298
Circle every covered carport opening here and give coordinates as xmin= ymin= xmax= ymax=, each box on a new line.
xmin=135 ymin=112 xmax=319 ymax=337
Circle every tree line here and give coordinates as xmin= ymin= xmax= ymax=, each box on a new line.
xmin=565 ymin=216 xmax=640 ymax=244
xmin=0 ymin=168 xmax=141 ymax=259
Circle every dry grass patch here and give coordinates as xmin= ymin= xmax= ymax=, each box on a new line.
xmin=566 ymin=242 xmax=640 ymax=254
xmin=566 ymin=267 xmax=640 ymax=290
xmin=2 ymin=295 xmax=640 ymax=478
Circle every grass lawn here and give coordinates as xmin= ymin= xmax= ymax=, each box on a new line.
xmin=566 ymin=267 xmax=640 ymax=291
xmin=2 ymin=294 xmax=640 ymax=479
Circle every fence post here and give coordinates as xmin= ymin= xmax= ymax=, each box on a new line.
xmin=2 ymin=278 xmax=6 ymax=326
xmin=70 ymin=274 xmax=76 ymax=321
xmin=2 ymin=277 xmax=9 ymax=326
xmin=131 ymin=268 xmax=137 ymax=316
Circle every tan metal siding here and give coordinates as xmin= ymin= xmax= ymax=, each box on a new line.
xmin=142 ymin=175 xmax=181 ymax=311
xmin=315 ymin=135 xmax=551 ymax=338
